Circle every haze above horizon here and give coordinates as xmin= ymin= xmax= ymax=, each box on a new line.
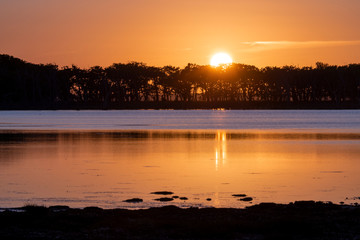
xmin=1 ymin=0 xmax=360 ymax=68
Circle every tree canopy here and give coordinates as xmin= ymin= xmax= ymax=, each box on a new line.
xmin=1 ymin=54 xmax=359 ymax=109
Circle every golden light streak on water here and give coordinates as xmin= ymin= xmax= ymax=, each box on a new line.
xmin=215 ymin=131 xmax=227 ymax=170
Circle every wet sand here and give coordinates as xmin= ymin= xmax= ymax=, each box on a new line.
xmin=1 ymin=201 xmax=360 ymax=239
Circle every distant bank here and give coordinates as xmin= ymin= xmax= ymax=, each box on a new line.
xmin=1 ymin=101 xmax=360 ymax=110
xmin=1 ymin=54 xmax=360 ymax=110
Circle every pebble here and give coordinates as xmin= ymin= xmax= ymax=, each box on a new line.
xmin=154 ymin=197 xmax=174 ymax=202
xmin=239 ymin=197 xmax=253 ymax=202
xmin=123 ymin=198 xmax=143 ymax=203
xmin=232 ymin=194 xmax=247 ymax=197
xmin=151 ymin=191 xmax=174 ymax=195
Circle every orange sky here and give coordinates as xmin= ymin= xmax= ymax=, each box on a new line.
xmin=1 ymin=0 xmax=360 ymax=68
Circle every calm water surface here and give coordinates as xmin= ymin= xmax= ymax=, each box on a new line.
xmin=1 ymin=110 xmax=360 ymax=209
xmin=1 ymin=110 xmax=360 ymax=130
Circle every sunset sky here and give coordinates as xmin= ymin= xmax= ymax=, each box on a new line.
xmin=1 ymin=0 xmax=360 ymax=68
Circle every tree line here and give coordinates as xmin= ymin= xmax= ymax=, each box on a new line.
xmin=1 ymin=54 xmax=360 ymax=109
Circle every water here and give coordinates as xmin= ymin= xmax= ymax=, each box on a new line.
xmin=0 ymin=110 xmax=360 ymax=209
xmin=0 ymin=110 xmax=359 ymax=130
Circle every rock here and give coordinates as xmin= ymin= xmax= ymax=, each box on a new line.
xmin=206 ymin=198 xmax=212 ymax=201
xmin=232 ymin=194 xmax=247 ymax=197
xmin=179 ymin=197 xmax=188 ymax=200
xmin=239 ymin=197 xmax=253 ymax=202
xmin=154 ymin=197 xmax=174 ymax=202
xmin=123 ymin=198 xmax=143 ymax=203
xmin=151 ymin=191 xmax=174 ymax=195
xmin=172 ymin=196 xmax=179 ymax=199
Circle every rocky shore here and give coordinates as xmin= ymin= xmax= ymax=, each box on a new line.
xmin=1 ymin=201 xmax=360 ymax=239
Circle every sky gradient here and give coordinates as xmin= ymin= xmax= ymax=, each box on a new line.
xmin=1 ymin=0 xmax=360 ymax=68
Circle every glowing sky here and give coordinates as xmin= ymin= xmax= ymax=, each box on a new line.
xmin=1 ymin=0 xmax=360 ymax=68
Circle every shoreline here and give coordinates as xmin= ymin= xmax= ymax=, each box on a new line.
xmin=1 ymin=201 xmax=360 ymax=239
xmin=1 ymin=100 xmax=360 ymax=111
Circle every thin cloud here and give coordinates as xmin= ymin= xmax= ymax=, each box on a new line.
xmin=240 ymin=40 xmax=360 ymax=52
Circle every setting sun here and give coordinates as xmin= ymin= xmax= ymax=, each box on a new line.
xmin=210 ymin=53 xmax=233 ymax=67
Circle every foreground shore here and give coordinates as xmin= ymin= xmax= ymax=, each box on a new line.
xmin=1 ymin=201 xmax=360 ymax=239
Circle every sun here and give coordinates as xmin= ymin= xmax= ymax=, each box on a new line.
xmin=210 ymin=52 xmax=233 ymax=67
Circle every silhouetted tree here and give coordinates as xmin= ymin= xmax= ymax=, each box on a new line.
xmin=1 ymin=54 xmax=360 ymax=109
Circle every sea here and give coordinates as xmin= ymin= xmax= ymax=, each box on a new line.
xmin=1 ymin=110 xmax=360 ymax=209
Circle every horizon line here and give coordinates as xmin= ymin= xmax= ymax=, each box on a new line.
xmin=2 ymin=53 xmax=360 ymax=70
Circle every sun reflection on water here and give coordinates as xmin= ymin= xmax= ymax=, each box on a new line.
xmin=215 ymin=131 xmax=227 ymax=170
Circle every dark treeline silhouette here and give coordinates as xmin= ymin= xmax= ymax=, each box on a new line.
xmin=1 ymin=54 xmax=360 ymax=109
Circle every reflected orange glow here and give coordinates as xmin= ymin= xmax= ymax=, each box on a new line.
xmin=1 ymin=130 xmax=360 ymax=209
xmin=215 ymin=131 xmax=227 ymax=170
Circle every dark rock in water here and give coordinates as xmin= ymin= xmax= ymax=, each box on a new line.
xmin=155 ymin=197 xmax=174 ymax=202
xmin=206 ymin=198 xmax=212 ymax=201
xmin=232 ymin=194 xmax=247 ymax=197
xmin=239 ymin=197 xmax=253 ymax=202
xmin=179 ymin=197 xmax=188 ymax=200
xmin=151 ymin=191 xmax=174 ymax=195
xmin=123 ymin=198 xmax=143 ymax=203
xmin=172 ymin=196 xmax=179 ymax=199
